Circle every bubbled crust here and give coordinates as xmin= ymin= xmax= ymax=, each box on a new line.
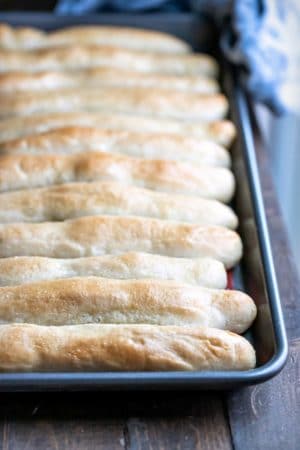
xmin=0 ymin=216 xmax=243 ymax=268
xmin=0 ymin=88 xmax=228 ymax=122
xmin=0 ymin=151 xmax=235 ymax=202
xmin=0 ymin=68 xmax=219 ymax=94
xmin=0 ymin=24 xmax=193 ymax=54
xmin=0 ymin=113 xmax=236 ymax=147
xmin=0 ymin=45 xmax=218 ymax=76
xmin=0 ymin=323 xmax=256 ymax=372
xmin=0 ymin=126 xmax=231 ymax=167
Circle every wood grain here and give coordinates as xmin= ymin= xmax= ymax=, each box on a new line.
xmin=1 ymin=419 xmax=125 ymax=450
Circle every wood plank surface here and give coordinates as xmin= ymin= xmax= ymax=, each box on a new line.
xmin=228 ymin=340 xmax=300 ymax=450
xmin=124 ymin=392 xmax=232 ymax=450
xmin=0 ymin=392 xmax=126 ymax=450
xmin=0 ymin=392 xmax=232 ymax=450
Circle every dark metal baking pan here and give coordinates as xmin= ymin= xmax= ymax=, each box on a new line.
xmin=0 ymin=12 xmax=288 ymax=391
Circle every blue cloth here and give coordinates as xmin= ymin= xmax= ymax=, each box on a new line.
xmin=221 ymin=0 xmax=300 ymax=113
xmin=55 ymin=0 xmax=300 ymax=114
xmin=55 ymin=0 xmax=190 ymax=13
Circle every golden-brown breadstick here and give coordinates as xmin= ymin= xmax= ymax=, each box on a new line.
xmin=0 ymin=45 xmax=218 ymax=76
xmin=0 ymin=216 xmax=243 ymax=268
xmin=0 ymin=181 xmax=238 ymax=228
xmin=0 ymin=87 xmax=228 ymax=122
xmin=0 ymin=152 xmax=235 ymax=202
xmin=0 ymin=113 xmax=236 ymax=147
xmin=0 ymin=253 xmax=227 ymax=288
xmin=0 ymin=127 xmax=230 ymax=167
xmin=0 ymin=68 xmax=219 ymax=94
xmin=0 ymin=276 xmax=257 ymax=332
xmin=0 ymin=24 xmax=192 ymax=54
xmin=0 ymin=323 xmax=256 ymax=372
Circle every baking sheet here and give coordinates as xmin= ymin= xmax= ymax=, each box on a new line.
xmin=0 ymin=12 xmax=288 ymax=390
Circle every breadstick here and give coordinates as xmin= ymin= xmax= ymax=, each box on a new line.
xmin=0 ymin=181 xmax=238 ymax=228
xmin=0 ymin=88 xmax=228 ymax=122
xmin=0 ymin=277 xmax=256 ymax=332
xmin=0 ymin=216 xmax=242 ymax=268
xmin=0 ymin=24 xmax=193 ymax=54
xmin=0 ymin=152 xmax=235 ymax=202
xmin=0 ymin=113 xmax=236 ymax=147
xmin=0 ymin=253 xmax=227 ymax=288
xmin=0 ymin=45 xmax=218 ymax=76
xmin=0 ymin=68 xmax=219 ymax=94
xmin=0 ymin=126 xmax=230 ymax=167
xmin=0 ymin=323 xmax=256 ymax=372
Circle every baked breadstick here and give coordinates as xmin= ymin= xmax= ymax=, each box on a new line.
xmin=0 ymin=181 xmax=238 ymax=228
xmin=0 ymin=127 xmax=230 ymax=168
xmin=0 ymin=216 xmax=242 ymax=268
xmin=0 ymin=88 xmax=228 ymax=122
xmin=0 ymin=24 xmax=192 ymax=54
xmin=0 ymin=113 xmax=236 ymax=147
xmin=0 ymin=68 xmax=219 ymax=94
xmin=0 ymin=45 xmax=218 ymax=76
xmin=0 ymin=323 xmax=256 ymax=372
xmin=0 ymin=253 xmax=227 ymax=288
xmin=0 ymin=152 xmax=235 ymax=202
xmin=0 ymin=277 xmax=256 ymax=332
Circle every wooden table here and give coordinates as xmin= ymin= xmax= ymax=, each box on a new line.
xmin=0 ymin=127 xmax=299 ymax=450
